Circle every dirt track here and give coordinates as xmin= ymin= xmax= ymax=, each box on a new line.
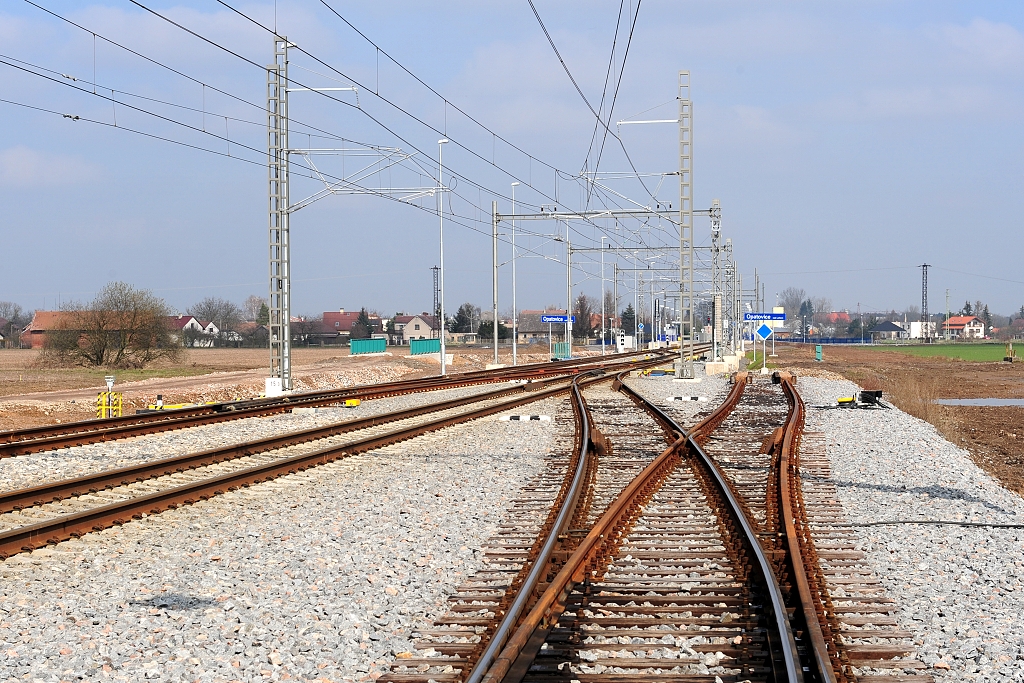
xmin=0 ymin=345 xmax=565 ymax=431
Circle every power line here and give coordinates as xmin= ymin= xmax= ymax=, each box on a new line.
xmin=526 ymin=0 xmax=654 ymax=202
xmin=586 ymin=1 xmax=643 ymax=206
xmin=22 ymin=0 xmax=671 ymax=262
xmin=144 ymin=0 xmax=667 ymax=248
xmin=314 ymin=0 xmax=574 ymax=184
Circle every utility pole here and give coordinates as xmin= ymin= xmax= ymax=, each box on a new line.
xmin=491 ymin=201 xmax=499 ymax=365
xmin=945 ymin=288 xmax=950 ymax=341
xmin=677 ymin=70 xmax=694 ymax=378
xmin=634 ymin=251 xmax=639 ymax=342
xmin=601 ymin=237 xmax=607 ymax=356
xmin=613 ymin=264 xmax=619 ymax=350
xmin=511 ymin=182 xmax=519 ymax=365
xmin=438 ymin=138 xmax=449 ymax=375
xmin=710 ymin=199 xmax=721 ymax=360
xmin=267 ymin=37 xmax=291 ymax=391
xmin=431 ymin=266 xmax=440 ymax=337
xmin=920 ymin=263 xmax=930 ymax=343
xmin=566 ymin=230 xmax=572 ymax=352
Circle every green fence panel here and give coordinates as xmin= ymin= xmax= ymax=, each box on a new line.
xmin=351 ymin=338 xmax=386 ymax=355
xmin=553 ymin=342 xmax=571 ymax=359
xmin=410 ymin=338 xmax=441 ymax=355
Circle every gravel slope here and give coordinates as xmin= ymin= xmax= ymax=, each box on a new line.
xmin=800 ymin=376 xmax=1024 ymax=682
xmin=0 ymin=395 xmax=567 ymax=682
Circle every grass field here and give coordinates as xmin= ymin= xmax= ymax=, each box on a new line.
xmin=744 ymin=350 xmax=778 ymax=369
xmin=872 ymin=343 xmax=1010 ymax=362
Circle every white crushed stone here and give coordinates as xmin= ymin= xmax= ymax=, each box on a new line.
xmin=800 ymin=376 xmax=1024 ymax=681
xmin=0 ymin=383 xmax=511 ymax=491
xmin=0 ymin=395 xmax=566 ymax=682
xmin=622 ymin=367 xmax=732 ymax=428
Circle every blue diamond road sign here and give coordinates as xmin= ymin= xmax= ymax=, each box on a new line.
xmin=756 ymin=323 xmax=773 ymax=340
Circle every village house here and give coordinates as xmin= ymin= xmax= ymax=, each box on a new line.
xmin=515 ymin=310 xmax=570 ymax=344
xmin=943 ymin=315 xmax=986 ymax=339
xmin=18 ymin=311 xmax=74 ymax=349
xmin=871 ymin=320 xmax=909 ymax=341
xmin=321 ymin=309 xmax=383 ymax=343
xmin=391 ymin=313 xmax=439 ymax=345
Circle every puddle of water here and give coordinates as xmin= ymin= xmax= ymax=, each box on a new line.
xmin=935 ymin=398 xmax=1024 ymax=407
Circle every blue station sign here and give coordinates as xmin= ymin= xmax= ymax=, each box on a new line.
xmin=744 ymin=312 xmax=786 ymax=321
xmin=540 ymin=314 xmax=576 ymax=323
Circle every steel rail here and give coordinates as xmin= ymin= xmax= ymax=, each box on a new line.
xmin=0 ymin=381 xmax=533 ymax=513
xmin=616 ymin=372 xmax=804 ymax=683
xmin=0 ymin=357 xmax=668 ymax=560
xmin=778 ymin=376 xmax=840 ymax=683
xmin=463 ymin=372 xmax=598 ymax=683
xmin=480 ymin=371 xmax=805 ymax=683
xmin=0 ymin=348 xmax=683 ymax=458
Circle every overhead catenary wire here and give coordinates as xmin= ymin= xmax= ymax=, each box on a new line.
xmin=526 ymin=0 xmax=655 ymax=203
xmin=19 ymin=0 xmax=680 ymax=283
xmin=128 ymin=0 xmax=672 ymax=253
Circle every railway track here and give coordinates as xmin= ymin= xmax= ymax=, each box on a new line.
xmin=386 ymin=370 xmax=806 ymax=683
xmin=0 ymin=355 xmax=671 ymax=560
xmin=0 ymin=349 xmax=686 ymax=459
xmin=385 ymin=367 xmax=932 ymax=683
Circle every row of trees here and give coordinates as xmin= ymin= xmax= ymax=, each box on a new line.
xmin=36 ymin=285 xmax=274 ymax=367
xmin=444 ymin=293 xmax=640 ymax=343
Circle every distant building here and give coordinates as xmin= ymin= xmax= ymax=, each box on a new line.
xmin=943 ymin=316 xmax=985 ymax=339
xmin=515 ymin=309 xmax=569 ymax=344
xmin=871 ymin=320 xmax=909 ymax=341
xmin=19 ymin=311 xmax=75 ymax=349
xmin=322 ymin=308 xmax=383 ymax=342
xmin=391 ymin=313 xmax=439 ymax=345
xmin=907 ymin=321 xmax=937 ymax=339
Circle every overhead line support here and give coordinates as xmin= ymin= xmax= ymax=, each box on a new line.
xmin=268 ymin=37 xmax=291 ymax=391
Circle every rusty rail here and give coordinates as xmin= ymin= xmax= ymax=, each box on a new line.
xmin=0 ymin=381 xmax=530 ymax=514
xmin=462 ymin=372 xmax=601 ymax=683
xmin=479 ymin=370 xmax=806 ymax=683
xmin=777 ymin=376 xmax=841 ymax=683
xmin=0 ymin=349 xmax=683 ymax=458
xmin=0 ymin=356 xmax=670 ymax=560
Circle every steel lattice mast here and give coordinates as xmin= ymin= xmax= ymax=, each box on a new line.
xmin=268 ymin=38 xmax=291 ymax=390
xmin=677 ymin=71 xmax=694 ymax=377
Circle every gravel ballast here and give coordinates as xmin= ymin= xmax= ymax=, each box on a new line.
xmin=799 ymin=376 xmax=1024 ymax=682
xmin=0 ymin=395 xmax=566 ymax=682
xmin=0 ymin=383 xmax=513 ymax=492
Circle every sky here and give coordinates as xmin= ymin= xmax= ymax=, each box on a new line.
xmin=1 ymin=0 xmax=1022 ymax=320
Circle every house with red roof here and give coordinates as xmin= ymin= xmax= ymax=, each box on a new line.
xmin=391 ymin=313 xmax=439 ymax=345
xmin=19 ymin=311 xmax=77 ymax=349
xmin=943 ymin=315 xmax=985 ymax=339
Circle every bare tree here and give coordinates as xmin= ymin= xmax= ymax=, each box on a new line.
xmin=188 ymin=297 xmax=243 ymax=337
xmin=43 ymin=282 xmax=178 ymax=368
xmin=603 ymin=290 xmax=617 ymax=327
xmin=572 ymin=293 xmax=595 ymax=340
xmin=778 ymin=287 xmax=805 ymax=332
xmin=0 ymin=301 xmax=30 ymax=347
xmin=243 ymin=295 xmax=265 ymax=322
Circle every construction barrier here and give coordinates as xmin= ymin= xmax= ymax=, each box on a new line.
xmin=96 ymin=391 xmax=123 ymax=419
xmin=350 ymin=338 xmax=386 ymax=355
xmin=410 ymin=338 xmax=441 ymax=355
xmin=553 ymin=342 xmax=571 ymax=359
